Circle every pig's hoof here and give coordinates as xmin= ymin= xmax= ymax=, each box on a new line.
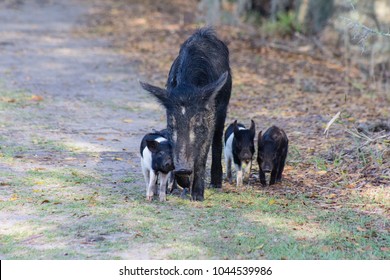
xmin=191 ymin=194 xmax=204 ymax=201
xmin=146 ymin=195 xmax=153 ymax=201
xmin=159 ymin=196 xmax=166 ymax=202
xmin=210 ymin=183 xmax=221 ymax=189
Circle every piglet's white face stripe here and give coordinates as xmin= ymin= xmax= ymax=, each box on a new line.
xmin=154 ymin=137 xmax=168 ymax=143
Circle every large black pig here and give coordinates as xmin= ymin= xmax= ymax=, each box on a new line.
xmin=257 ymin=126 xmax=288 ymax=186
xmin=140 ymin=27 xmax=232 ymax=201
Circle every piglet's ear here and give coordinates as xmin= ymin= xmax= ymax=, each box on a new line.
xmin=139 ymin=81 xmax=170 ymax=108
xmin=250 ymin=120 xmax=256 ymax=139
xmin=146 ymin=140 xmax=159 ymax=153
xmin=200 ymin=71 xmax=229 ymax=103
xmin=233 ymin=120 xmax=240 ymax=135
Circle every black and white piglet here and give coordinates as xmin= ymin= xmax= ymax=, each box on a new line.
xmin=140 ymin=129 xmax=174 ymax=201
xmin=224 ymin=120 xmax=256 ymax=186
xmin=257 ymin=126 xmax=288 ymax=186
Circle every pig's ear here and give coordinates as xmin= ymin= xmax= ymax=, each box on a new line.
xmin=146 ymin=140 xmax=159 ymax=153
xmin=257 ymin=131 xmax=262 ymax=145
xmin=250 ymin=120 xmax=256 ymax=138
xmin=139 ymin=81 xmax=170 ymax=107
xmin=200 ymin=71 xmax=229 ymax=103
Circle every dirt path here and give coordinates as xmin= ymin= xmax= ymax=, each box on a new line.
xmin=0 ymin=0 xmax=164 ymax=187
xmin=0 ymin=0 xmax=165 ymax=258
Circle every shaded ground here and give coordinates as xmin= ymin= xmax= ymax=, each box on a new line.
xmin=0 ymin=0 xmax=389 ymax=259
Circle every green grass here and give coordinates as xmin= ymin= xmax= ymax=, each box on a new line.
xmin=0 ymin=85 xmax=43 ymax=110
xmin=1 ymin=166 xmax=388 ymax=260
xmin=260 ymin=11 xmax=302 ymax=37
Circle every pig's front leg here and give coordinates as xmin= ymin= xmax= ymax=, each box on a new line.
xmin=259 ymin=168 xmax=267 ymax=187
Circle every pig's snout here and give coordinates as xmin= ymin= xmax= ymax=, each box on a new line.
xmin=262 ymin=163 xmax=272 ymax=173
xmin=174 ymin=168 xmax=193 ymax=176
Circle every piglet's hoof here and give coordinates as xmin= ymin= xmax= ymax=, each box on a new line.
xmin=159 ymin=195 xmax=166 ymax=202
xmin=146 ymin=195 xmax=153 ymax=201
xmin=210 ymin=183 xmax=221 ymax=189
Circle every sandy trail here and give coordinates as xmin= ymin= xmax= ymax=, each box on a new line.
xmin=0 ymin=0 xmax=164 ymax=180
xmin=0 ymin=0 xmax=166 ymax=259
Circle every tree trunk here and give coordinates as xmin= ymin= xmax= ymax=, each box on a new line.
xmin=297 ymin=0 xmax=334 ymax=35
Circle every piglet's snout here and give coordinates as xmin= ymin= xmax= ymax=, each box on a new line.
xmin=241 ymin=151 xmax=253 ymax=163
xmin=164 ymin=157 xmax=174 ymax=171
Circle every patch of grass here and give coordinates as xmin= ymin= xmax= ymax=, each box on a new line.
xmin=0 ymin=145 xmax=29 ymax=160
xmin=1 ymin=175 xmax=388 ymax=259
xmin=88 ymin=187 xmax=387 ymax=260
xmin=122 ymin=176 xmax=136 ymax=184
xmin=23 ymin=168 xmax=99 ymax=186
xmin=310 ymin=156 xmax=328 ymax=171
xmin=0 ymin=86 xmax=43 ymax=110
xmin=287 ymin=145 xmax=303 ymax=166
xmin=31 ymin=137 xmax=69 ymax=153
xmin=261 ymin=11 xmax=302 ymax=37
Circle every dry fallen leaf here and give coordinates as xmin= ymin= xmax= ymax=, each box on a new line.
xmin=122 ymin=119 xmax=133 ymax=123
xmin=326 ymin=193 xmax=337 ymax=199
xmin=356 ymin=226 xmax=367 ymax=232
xmin=31 ymin=95 xmax=44 ymax=101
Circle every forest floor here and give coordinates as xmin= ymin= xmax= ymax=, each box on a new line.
xmin=0 ymin=0 xmax=389 ymax=259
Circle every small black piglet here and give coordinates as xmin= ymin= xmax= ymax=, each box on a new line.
xmin=257 ymin=126 xmax=288 ymax=186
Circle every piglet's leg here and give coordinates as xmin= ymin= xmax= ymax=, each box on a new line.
xmin=235 ymin=164 xmax=243 ymax=187
xmin=242 ymin=161 xmax=252 ymax=184
xmin=141 ymin=161 xmax=150 ymax=188
xmin=276 ymin=148 xmax=288 ymax=182
xmin=147 ymin=171 xmax=157 ymax=201
xmin=159 ymin=173 xmax=169 ymax=202
xmin=225 ymin=156 xmax=232 ymax=183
